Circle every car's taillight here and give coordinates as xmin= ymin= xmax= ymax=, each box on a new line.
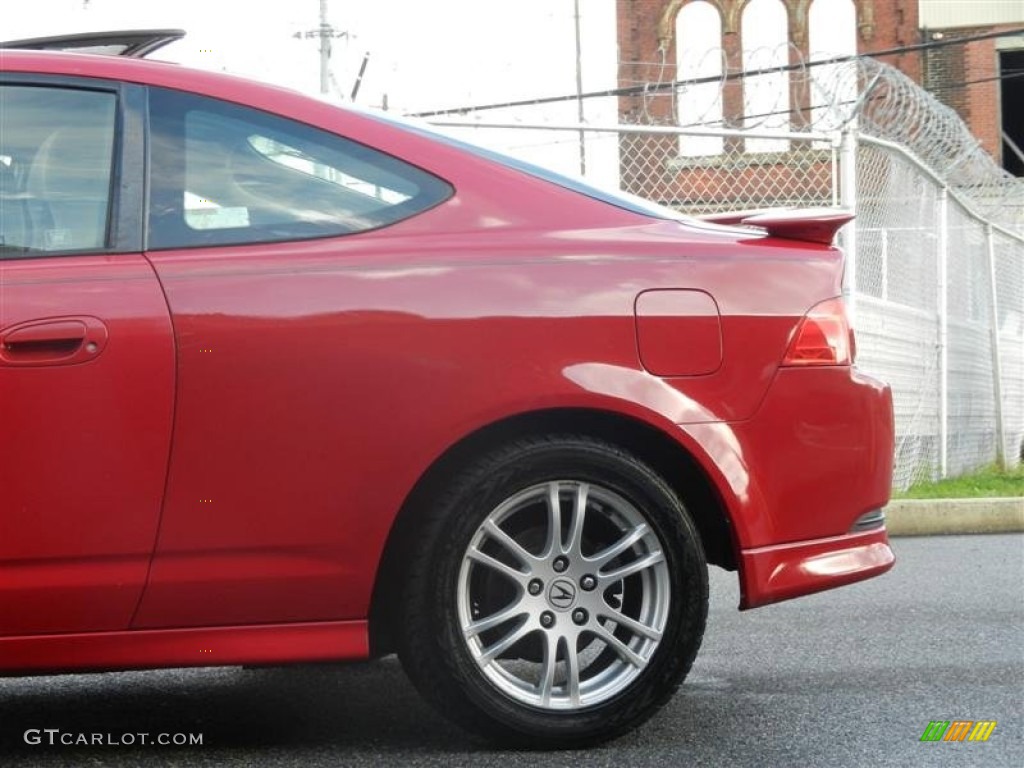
xmin=782 ymin=297 xmax=854 ymax=366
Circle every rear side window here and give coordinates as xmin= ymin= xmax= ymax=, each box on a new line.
xmin=0 ymin=85 xmax=116 ymax=257
xmin=147 ymin=89 xmax=452 ymax=249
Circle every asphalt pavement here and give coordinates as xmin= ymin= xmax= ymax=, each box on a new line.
xmin=2 ymin=534 xmax=1022 ymax=767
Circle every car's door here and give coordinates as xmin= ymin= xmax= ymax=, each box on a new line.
xmin=0 ymin=78 xmax=174 ymax=635
xmin=132 ymin=87 xmax=452 ymax=629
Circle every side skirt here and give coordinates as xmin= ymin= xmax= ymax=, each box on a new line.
xmin=0 ymin=620 xmax=368 ymax=676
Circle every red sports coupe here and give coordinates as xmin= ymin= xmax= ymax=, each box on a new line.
xmin=0 ymin=31 xmax=894 ymax=747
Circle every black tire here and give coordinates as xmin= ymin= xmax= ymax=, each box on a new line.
xmin=395 ymin=435 xmax=708 ymax=747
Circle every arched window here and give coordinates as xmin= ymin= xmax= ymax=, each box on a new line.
xmin=676 ymin=1 xmax=724 ymax=156
xmin=809 ymin=0 xmax=858 ymax=129
xmin=741 ymin=0 xmax=790 ymax=152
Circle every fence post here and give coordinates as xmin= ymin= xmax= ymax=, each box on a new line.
xmin=880 ymin=230 xmax=889 ymax=301
xmin=986 ymin=224 xmax=1008 ymax=468
xmin=839 ymin=127 xmax=858 ymax=326
xmin=937 ymin=188 xmax=949 ymax=478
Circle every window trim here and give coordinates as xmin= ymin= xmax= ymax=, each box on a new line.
xmin=0 ymin=73 xmax=145 ymax=259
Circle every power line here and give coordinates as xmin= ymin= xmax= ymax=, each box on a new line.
xmin=410 ymin=26 xmax=1024 ymax=117
xmin=927 ymin=69 xmax=1024 ymax=91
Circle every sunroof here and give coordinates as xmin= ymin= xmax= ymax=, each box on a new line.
xmin=0 ymin=29 xmax=185 ymax=58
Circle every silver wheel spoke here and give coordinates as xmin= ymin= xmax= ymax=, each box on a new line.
xmin=467 ymin=545 xmax=528 ymax=585
xmin=565 ymin=636 xmax=581 ymax=706
xmin=591 ymin=623 xmax=646 ymax=669
xmin=600 ymin=550 xmax=665 ymax=583
xmin=589 ymin=523 xmax=650 ymax=569
xmin=544 ymin=481 xmax=562 ymax=557
xmin=538 ymin=633 xmax=559 ymax=707
xmin=600 ymin=608 xmax=663 ymax=642
xmin=479 ymin=620 xmax=534 ymax=664
xmin=566 ymin=482 xmax=589 ymax=556
xmin=465 ymin=603 xmax=528 ymax=638
xmin=482 ymin=519 xmax=539 ymax=569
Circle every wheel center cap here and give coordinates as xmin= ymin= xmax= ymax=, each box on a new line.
xmin=547 ymin=578 xmax=577 ymax=611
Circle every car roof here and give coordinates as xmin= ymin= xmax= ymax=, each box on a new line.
xmin=0 ymin=29 xmax=184 ymax=58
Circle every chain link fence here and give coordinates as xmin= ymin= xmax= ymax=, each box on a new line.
xmin=854 ymin=138 xmax=1023 ymax=487
xmin=427 ymin=57 xmax=1024 ymax=488
xmin=617 ymin=130 xmax=837 ymax=213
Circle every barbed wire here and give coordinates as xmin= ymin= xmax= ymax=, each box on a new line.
xmin=833 ymin=58 xmax=1018 ymax=228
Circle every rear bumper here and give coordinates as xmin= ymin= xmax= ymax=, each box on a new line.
xmin=676 ymin=364 xmax=896 ymax=608
xmin=738 ymin=526 xmax=895 ymax=609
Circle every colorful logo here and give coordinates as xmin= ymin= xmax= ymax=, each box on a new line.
xmin=920 ymin=721 xmax=996 ymax=742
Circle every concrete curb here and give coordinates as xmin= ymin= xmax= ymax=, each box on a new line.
xmin=885 ymin=497 xmax=1024 ymax=536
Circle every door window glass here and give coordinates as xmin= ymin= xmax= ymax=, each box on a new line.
xmin=0 ymin=85 xmax=116 ymax=257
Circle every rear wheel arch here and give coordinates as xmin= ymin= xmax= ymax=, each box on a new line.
xmin=368 ymin=407 xmax=736 ymax=657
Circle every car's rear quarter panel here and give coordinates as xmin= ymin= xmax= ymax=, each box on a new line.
xmin=135 ymin=210 xmax=845 ymax=627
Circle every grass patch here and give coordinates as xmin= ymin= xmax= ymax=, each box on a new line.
xmin=895 ymin=464 xmax=1024 ymax=499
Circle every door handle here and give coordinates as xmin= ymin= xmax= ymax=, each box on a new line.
xmin=0 ymin=316 xmax=108 ymax=366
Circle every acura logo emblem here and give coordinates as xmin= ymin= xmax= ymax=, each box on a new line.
xmin=547 ymin=579 xmax=577 ymax=611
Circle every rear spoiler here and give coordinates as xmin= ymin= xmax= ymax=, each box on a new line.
xmin=700 ymin=208 xmax=854 ymax=245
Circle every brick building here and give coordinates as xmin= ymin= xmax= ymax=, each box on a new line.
xmin=618 ymin=1 xmax=919 ymax=127
xmin=617 ymin=1 xmax=1023 ymax=176
xmin=919 ymin=1 xmax=1024 ymax=176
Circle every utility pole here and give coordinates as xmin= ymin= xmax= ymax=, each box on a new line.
xmin=573 ymin=0 xmax=586 ymax=175
xmin=294 ymin=0 xmax=349 ymax=95
xmin=319 ymin=0 xmax=330 ymax=94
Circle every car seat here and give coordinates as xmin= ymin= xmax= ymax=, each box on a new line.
xmin=25 ymin=127 xmax=111 ymax=251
